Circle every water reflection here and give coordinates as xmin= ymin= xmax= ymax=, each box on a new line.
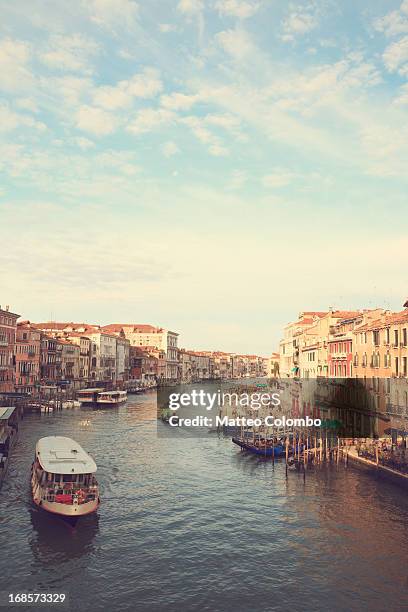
xmin=29 ymin=505 xmax=99 ymax=564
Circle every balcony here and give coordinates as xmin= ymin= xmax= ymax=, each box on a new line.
xmin=0 ymin=340 xmax=9 ymax=347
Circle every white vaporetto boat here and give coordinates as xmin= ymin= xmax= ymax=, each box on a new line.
xmin=96 ymin=390 xmax=127 ymax=405
xmin=31 ymin=436 xmax=99 ymax=525
xmin=77 ymin=388 xmax=127 ymax=406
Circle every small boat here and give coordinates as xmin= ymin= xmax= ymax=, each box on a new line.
xmin=96 ymin=390 xmax=127 ymax=405
xmin=31 ymin=436 xmax=100 ymax=526
xmin=232 ymin=437 xmax=287 ymax=457
xmin=77 ymin=388 xmax=127 ymax=406
xmin=62 ymin=400 xmax=81 ymax=409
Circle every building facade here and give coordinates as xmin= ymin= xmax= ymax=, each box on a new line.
xmin=0 ymin=306 xmax=19 ymax=394
xmin=15 ymin=322 xmax=41 ymax=394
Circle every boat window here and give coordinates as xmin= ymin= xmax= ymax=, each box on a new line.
xmin=62 ymin=474 xmax=75 ymax=483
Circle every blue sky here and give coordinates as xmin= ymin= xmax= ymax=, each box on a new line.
xmin=1 ymin=0 xmax=408 ymax=354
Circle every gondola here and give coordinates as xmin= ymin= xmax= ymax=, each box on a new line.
xmin=232 ymin=437 xmax=287 ymax=457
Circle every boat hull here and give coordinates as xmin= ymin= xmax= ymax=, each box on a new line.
xmin=232 ymin=437 xmax=287 ymax=457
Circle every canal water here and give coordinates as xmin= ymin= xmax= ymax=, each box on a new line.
xmin=0 ymin=391 xmax=407 ymax=612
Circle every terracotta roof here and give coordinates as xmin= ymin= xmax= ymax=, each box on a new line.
xmin=102 ymin=324 xmax=164 ymax=333
xmin=330 ymin=310 xmax=361 ymax=319
xmin=355 ymin=310 xmax=408 ymax=332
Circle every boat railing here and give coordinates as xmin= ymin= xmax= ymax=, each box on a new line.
xmin=44 ymin=484 xmax=98 ymax=504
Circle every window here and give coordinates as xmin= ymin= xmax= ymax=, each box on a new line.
xmin=395 ymin=357 xmax=399 ymax=376
xmin=403 ymin=357 xmax=407 ymax=377
xmin=386 ymin=328 xmax=390 ymax=344
xmin=373 ymin=330 xmax=380 ymax=346
xmin=403 ymin=328 xmax=407 ymax=347
xmin=394 ymin=330 xmax=399 ymax=347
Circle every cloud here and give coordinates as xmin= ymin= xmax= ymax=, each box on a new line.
xmin=374 ymin=1 xmax=408 ymax=37
xmin=0 ymin=38 xmax=32 ymax=92
xmin=281 ymin=3 xmax=320 ymax=42
xmin=227 ymin=169 xmax=247 ymax=189
xmin=92 ymin=68 xmax=163 ymax=110
xmin=382 ymin=36 xmax=408 ymax=74
xmin=93 ymin=85 xmax=132 ymax=110
xmin=86 ymin=0 xmax=139 ymax=30
xmin=161 ymin=141 xmax=180 ymax=157
xmin=74 ymin=137 xmax=95 ymax=150
xmin=180 ymin=115 xmax=229 ymax=155
xmin=394 ymin=82 xmax=408 ymax=104
xmin=125 ymin=68 xmax=163 ymax=97
xmin=76 ymin=105 xmax=119 ymax=135
xmin=177 ymin=0 xmax=204 ymax=14
xmin=16 ymin=97 xmax=39 ymax=113
xmin=127 ymin=108 xmax=175 ymax=134
xmin=0 ymin=103 xmax=46 ymax=133
xmin=215 ymin=0 xmax=260 ymax=19
xmin=159 ymin=23 xmax=178 ymax=33
xmin=160 ymin=92 xmax=200 ymax=110
xmin=40 ymin=34 xmax=99 ymax=74
xmin=177 ymin=0 xmax=205 ymax=39
xmin=216 ymin=28 xmax=255 ymax=58
xmin=262 ymin=170 xmax=295 ymax=188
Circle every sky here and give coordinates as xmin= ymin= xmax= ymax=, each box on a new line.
xmin=0 ymin=0 xmax=408 ymax=355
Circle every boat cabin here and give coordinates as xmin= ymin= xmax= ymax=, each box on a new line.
xmin=77 ymin=388 xmax=102 ymax=404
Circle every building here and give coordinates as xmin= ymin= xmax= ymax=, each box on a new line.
xmin=0 ymin=306 xmax=19 ymax=394
xmin=268 ymin=352 xmax=280 ymax=378
xmin=40 ymin=334 xmax=62 ymax=383
xmin=62 ymin=334 xmax=91 ymax=381
xmin=327 ymin=310 xmax=383 ymax=378
xmin=85 ymin=331 xmax=117 ymax=382
xmin=59 ymin=339 xmax=80 ymax=382
xmin=353 ymin=309 xmax=408 ymax=379
xmin=279 ymin=312 xmax=327 ymax=377
xmin=102 ymin=324 xmax=179 ymax=381
xmin=129 ymin=346 xmax=158 ymax=383
xmin=116 ymin=335 xmax=130 ymax=382
xmin=15 ymin=321 xmax=41 ymax=394
xmin=34 ymin=323 xmax=118 ymax=383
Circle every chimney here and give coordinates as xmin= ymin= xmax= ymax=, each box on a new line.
xmin=5 ymin=305 xmax=9 ymax=312
xmin=404 ymin=298 xmax=408 ymax=308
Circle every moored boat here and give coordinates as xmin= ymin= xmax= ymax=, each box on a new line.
xmin=31 ymin=436 xmax=100 ymax=525
xmin=0 ymin=407 xmax=19 ymax=487
xmin=77 ymin=388 xmax=127 ymax=406
xmin=232 ymin=437 xmax=287 ymax=457
xmin=77 ymin=388 xmax=102 ymax=405
xmin=96 ymin=390 xmax=127 ymax=405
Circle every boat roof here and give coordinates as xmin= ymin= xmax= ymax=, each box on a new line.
xmin=36 ymin=436 xmax=97 ymax=474
xmin=0 ymin=407 xmax=15 ymax=421
xmin=98 ymin=390 xmax=126 ymax=395
xmin=78 ymin=388 xmax=101 ymax=392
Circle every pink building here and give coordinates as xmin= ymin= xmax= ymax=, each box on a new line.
xmin=0 ymin=306 xmax=20 ymax=393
